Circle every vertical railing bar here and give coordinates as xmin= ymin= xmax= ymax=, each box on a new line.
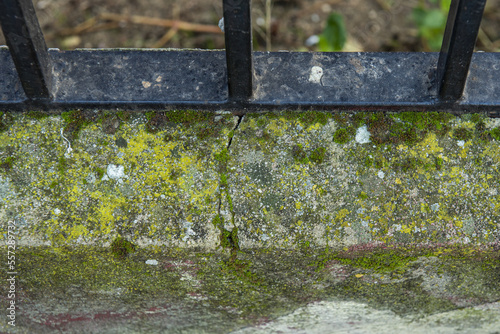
xmin=222 ymin=0 xmax=253 ymax=102
xmin=0 ymin=0 xmax=52 ymax=100
xmin=437 ymin=0 xmax=486 ymax=102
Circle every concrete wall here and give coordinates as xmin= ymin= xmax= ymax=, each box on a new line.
xmin=1 ymin=110 xmax=499 ymax=249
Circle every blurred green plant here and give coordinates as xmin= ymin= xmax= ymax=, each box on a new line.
xmin=318 ymin=13 xmax=346 ymax=52
xmin=412 ymin=0 xmax=451 ymax=51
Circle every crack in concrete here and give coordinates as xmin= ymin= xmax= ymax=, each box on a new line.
xmin=215 ymin=115 xmax=244 ymax=251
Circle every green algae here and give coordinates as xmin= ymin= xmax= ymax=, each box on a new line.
xmin=3 ymin=243 xmax=499 ymax=331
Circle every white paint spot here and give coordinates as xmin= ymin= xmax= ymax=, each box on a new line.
xmin=431 ymin=203 xmax=440 ymax=211
xmin=145 ymin=259 xmax=158 ymax=265
xmin=377 ymin=170 xmax=385 ymax=179
xmin=142 ymin=81 xmax=151 ymax=88
xmin=218 ymin=17 xmax=224 ymax=32
xmin=309 ymin=66 xmax=323 ymax=84
xmin=106 ymin=164 xmax=127 ymax=180
xmin=457 ymin=140 xmax=465 ymax=147
xmin=355 ymin=125 xmax=371 ymax=144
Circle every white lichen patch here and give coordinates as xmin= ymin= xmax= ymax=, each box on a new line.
xmin=309 ymin=66 xmax=324 ymax=84
xmin=106 ymin=164 xmax=127 ymax=180
xmin=355 ymin=125 xmax=371 ymax=144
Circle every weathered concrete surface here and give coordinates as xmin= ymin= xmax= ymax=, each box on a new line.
xmin=2 ymin=110 xmax=500 ymax=247
xmin=0 ymin=110 xmax=500 ymax=332
xmin=1 ymin=245 xmax=499 ymax=333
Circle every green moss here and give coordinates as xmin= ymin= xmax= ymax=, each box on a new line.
xmin=352 ymin=112 xmax=367 ymax=128
xmin=394 ymin=157 xmax=426 ymax=172
xmin=145 ymin=111 xmax=155 ymax=121
xmin=95 ymin=167 xmax=105 ymax=179
xmin=219 ymin=227 xmax=240 ymax=251
xmin=57 ymin=156 xmax=68 ymax=174
xmin=358 ymin=191 xmax=368 ymax=200
xmin=364 ymin=156 xmax=374 ymax=168
xmin=147 ymin=110 xmax=228 ymax=138
xmin=110 ymin=236 xmax=137 ymax=258
xmin=473 ymin=121 xmax=488 ymax=142
xmin=490 ymin=127 xmax=500 ymax=141
xmin=453 ymin=127 xmax=474 ymax=141
xmin=0 ymin=156 xmax=14 ymax=171
xmin=264 ymin=111 xmax=330 ymax=127
xmin=61 ymin=109 xmax=93 ymax=141
xmin=434 ymin=156 xmax=444 ymax=170
xmin=214 ymin=148 xmax=229 ymax=163
xmin=0 ymin=111 xmax=12 ymax=132
xmin=292 ymin=144 xmax=309 ymax=164
xmin=298 ymin=111 xmax=330 ymax=126
xmin=332 ymin=112 xmax=350 ymax=126
xmin=116 ymin=110 xmax=133 ymax=121
xmin=309 ymin=147 xmax=326 ymax=164
xmin=462 ymin=113 xmax=485 ymax=123
xmin=389 ymin=122 xmax=421 ymax=145
xmin=333 ymin=127 xmax=354 ymax=144
xmin=392 ymin=111 xmax=454 ymax=132
xmin=256 ymin=117 xmax=267 ymax=128
xmin=26 ymin=110 xmax=49 ymax=119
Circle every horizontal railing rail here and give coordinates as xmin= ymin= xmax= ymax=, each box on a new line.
xmin=1 ymin=0 xmax=499 ymax=116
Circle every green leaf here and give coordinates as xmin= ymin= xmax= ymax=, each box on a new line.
xmin=412 ymin=6 xmax=447 ymax=51
xmin=440 ymin=0 xmax=451 ymax=12
xmin=318 ymin=13 xmax=346 ymax=52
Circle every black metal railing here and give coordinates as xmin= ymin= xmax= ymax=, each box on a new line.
xmin=0 ymin=0 xmax=498 ymax=115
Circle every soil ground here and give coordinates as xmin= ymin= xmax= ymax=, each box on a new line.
xmin=1 ymin=0 xmax=499 ymax=52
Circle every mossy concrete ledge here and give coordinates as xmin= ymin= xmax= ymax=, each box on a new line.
xmin=1 ymin=110 xmax=500 ymax=333
xmin=1 ymin=110 xmax=500 ymax=246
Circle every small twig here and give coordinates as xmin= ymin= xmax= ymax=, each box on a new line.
xmin=46 ymin=12 xmax=222 ymax=41
xmin=86 ymin=22 xmax=121 ymax=34
xmin=151 ymin=4 xmax=181 ymax=48
xmin=151 ymin=25 xmax=179 ymax=48
xmin=45 ymin=17 xmax=97 ymax=39
xmin=98 ymin=13 xmax=223 ymax=34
